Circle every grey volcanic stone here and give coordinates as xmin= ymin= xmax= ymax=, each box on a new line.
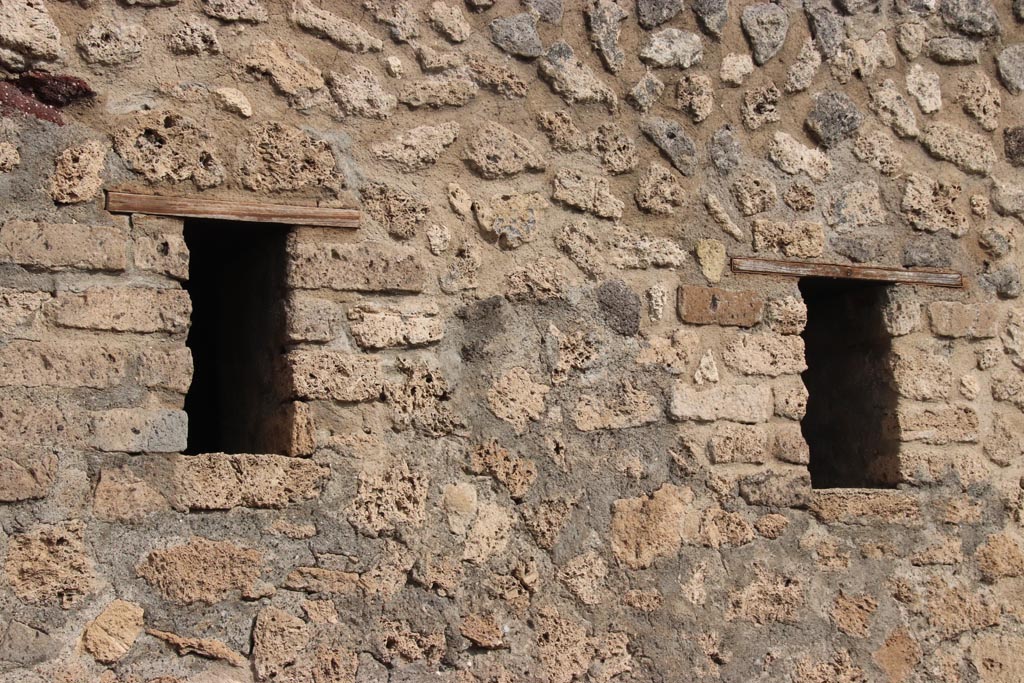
xmin=805 ymin=91 xmax=863 ymax=148
xmin=940 ymin=0 xmax=1000 ymax=37
xmin=709 ymin=125 xmax=741 ymax=175
xmin=637 ymin=0 xmax=684 ymax=28
xmin=597 ymin=280 xmax=641 ymax=335
xmin=741 ymin=3 xmax=789 ymax=65
xmin=982 ymin=264 xmax=1022 ymax=299
xmin=902 ymin=237 xmax=952 ymax=268
xmin=805 ymin=2 xmax=844 ymax=59
xmin=1005 ymin=126 xmax=1024 ymax=167
xmin=640 ymin=116 xmax=699 ymax=176
xmin=586 ymin=0 xmax=628 ymax=73
xmin=997 ymin=45 xmax=1024 ymax=95
xmin=524 ymin=0 xmax=563 ymax=23
xmin=693 ymin=0 xmax=728 ymax=37
xmin=927 ymin=37 xmax=979 ymax=64
xmin=490 ymin=13 xmax=543 ymax=58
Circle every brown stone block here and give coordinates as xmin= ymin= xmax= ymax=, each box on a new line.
xmin=0 ymin=341 xmax=128 ymax=389
xmin=896 ymin=403 xmax=979 ymax=444
xmin=677 ymin=285 xmax=764 ymax=327
xmin=0 ymin=450 xmax=57 ymax=502
xmin=286 ymin=349 xmax=383 ymax=402
xmin=89 ymin=408 xmax=188 ymax=453
xmin=288 ymin=241 xmax=426 ymax=293
xmin=53 ymin=287 xmax=191 ymax=334
xmin=0 ymin=221 xmax=128 ymax=272
xmin=809 ymin=489 xmax=922 ymax=526
xmin=132 ymin=215 xmax=188 ymax=280
xmin=927 ymin=301 xmax=1000 ymax=339
xmin=738 ymin=466 xmax=811 ymax=507
xmin=172 ymin=453 xmax=329 ymax=510
xmin=670 ymin=383 xmax=773 ymax=424
xmin=137 ymin=345 xmax=193 ymax=394
xmin=707 ymin=423 xmax=770 ymax=464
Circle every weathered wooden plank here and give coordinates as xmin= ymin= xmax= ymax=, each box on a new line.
xmin=731 ymin=257 xmax=963 ymax=288
xmin=105 ymin=191 xmax=360 ymax=229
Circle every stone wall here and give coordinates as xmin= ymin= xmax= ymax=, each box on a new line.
xmin=1 ymin=0 xmax=1024 ymax=681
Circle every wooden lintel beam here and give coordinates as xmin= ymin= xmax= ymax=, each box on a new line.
xmin=105 ymin=191 xmax=360 ymax=229
xmin=731 ymin=257 xmax=963 ymax=288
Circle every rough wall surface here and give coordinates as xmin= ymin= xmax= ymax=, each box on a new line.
xmin=1 ymin=0 xmax=1024 ymax=681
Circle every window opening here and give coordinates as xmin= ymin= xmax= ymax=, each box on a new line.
xmin=799 ymin=277 xmax=899 ymax=488
xmin=182 ymin=219 xmax=289 ymax=454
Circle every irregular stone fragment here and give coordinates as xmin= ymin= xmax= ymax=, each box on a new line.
xmin=767 ymin=132 xmax=831 ymax=181
xmin=853 ymin=128 xmax=902 ymax=176
xmin=958 ymin=72 xmax=1000 ymax=131
xmin=243 ymin=41 xmax=325 ymax=108
xmin=253 ymin=607 xmax=311 ymax=681
xmin=741 ymin=3 xmax=789 ymax=65
xmin=741 ymin=82 xmax=781 ymax=130
xmin=825 ymin=181 xmax=884 ymax=231
xmin=596 ymin=279 xmax=641 ymax=335
xmin=869 ymin=79 xmax=918 ymax=138
xmin=806 ymin=1 xmax=843 ymax=59
xmin=0 ymin=450 xmax=56 ymax=502
xmin=920 ymin=122 xmax=995 ymax=175
xmin=805 ymin=90 xmax=863 ymax=148
xmin=552 ymin=168 xmax=624 ymax=219
xmin=361 ymin=181 xmax=428 ymax=240
xmin=490 ymin=12 xmax=543 ymax=58
xmin=398 ymin=73 xmax=478 ymax=108
xmin=168 ymin=18 xmax=220 ymax=55
xmin=463 ymin=502 xmax=513 ymax=562
xmin=975 ymin=533 xmax=1024 ymax=582
xmin=538 ymin=41 xmax=617 ymax=110
xmin=83 ymin=600 xmax=144 ymax=664
xmin=709 ymin=126 xmax=741 ymax=175
xmin=346 ymin=459 xmax=427 ymax=536
xmin=77 ymin=22 xmax=147 ymax=66
xmin=730 ymin=173 xmax=777 ymax=216
xmin=327 ymin=66 xmax=396 ymax=119
xmin=487 ymin=367 xmax=549 ymax=432
xmin=0 ymin=0 xmax=63 ymax=71
xmin=927 ymin=36 xmax=978 ymax=65
xmin=677 ymin=74 xmax=713 ymax=122
xmin=240 ymin=121 xmax=337 ymax=194
xmin=694 ymin=0 xmax=728 ymax=36
xmin=370 ymin=1 xmax=419 ymax=42
xmin=611 ymin=484 xmax=694 ymax=569
xmin=4 ymin=521 xmax=96 ymax=608
xmin=473 ymin=191 xmax=548 ymax=248
xmin=50 ymin=139 xmax=106 ymax=204
xmin=1004 ymin=126 xmax=1024 ymax=167
xmin=137 ymin=537 xmax=264 ymax=604
xmin=640 ymin=116 xmax=698 ymax=176
xmin=586 ymin=0 xmax=628 ymax=73
xmin=147 ymin=628 xmax=247 ymax=668
xmin=784 ymin=39 xmax=821 ymax=93
xmin=525 ymin=0 xmax=564 ymax=23
xmin=638 ymin=0 xmax=683 ymax=28
xmin=466 ymin=52 xmax=528 ymax=98
xmin=628 ymin=70 xmax=665 ymax=112
xmin=901 ymin=173 xmax=968 ymax=236
xmin=291 ymin=0 xmax=382 ymax=52
xmin=0 ymin=142 xmax=19 ymax=173
xmin=721 ymin=53 xmax=754 ymax=86
xmin=372 ymin=122 xmax=459 ymax=171
xmin=751 ymin=219 xmax=824 ymax=258
xmin=609 ymin=226 xmax=687 ymax=269
xmin=590 ymin=122 xmax=638 ymax=174
xmin=997 ymin=45 xmax=1024 ymax=95
xmin=429 ymin=1 xmax=472 ymax=42
xmin=907 ymin=64 xmax=941 ymax=113
xmin=466 ymin=122 xmax=545 ymax=179
xmin=113 ymin=112 xmax=224 ymax=188
xmin=940 ymin=0 xmax=999 ymax=37
xmin=635 ymin=163 xmax=684 ymax=215
xmin=641 ymin=29 xmax=703 ymax=69
xmin=695 ymin=239 xmax=726 ymax=283
xmin=203 ymin=0 xmax=267 ymax=22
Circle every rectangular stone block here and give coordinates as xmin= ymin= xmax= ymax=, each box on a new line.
xmin=53 ymin=287 xmax=192 ymax=334
xmin=677 ymin=286 xmax=763 ymax=327
xmin=348 ymin=303 xmax=444 ymax=350
xmin=137 ymin=345 xmax=193 ymax=394
xmin=172 ymin=453 xmax=329 ymax=510
xmin=0 ymin=341 xmax=128 ymax=389
xmin=738 ymin=466 xmax=811 ymax=508
xmin=927 ymin=301 xmax=1000 ymax=339
xmin=0 ymin=393 xmax=87 ymax=447
xmin=0 ymin=450 xmax=57 ymax=502
xmin=0 ymin=221 xmax=128 ymax=272
xmin=896 ymin=403 xmax=979 ymax=444
xmin=286 ymin=349 xmax=383 ymax=402
xmin=723 ymin=333 xmax=806 ymax=377
xmin=285 ymin=295 xmax=343 ymax=343
xmin=772 ymin=423 xmax=810 ymax=465
xmin=809 ymin=489 xmax=922 ymax=526
xmin=90 ymin=408 xmax=188 ymax=453
xmin=670 ymin=384 xmax=773 ymax=424
xmin=0 ymin=288 xmax=50 ymax=338
xmin=288 ymin=241 xmax=426 ymax=293
xmin=132 ymin=215 xmax=188 ymax=280
xmin=707 ymin=423 xmax=770 ymax=464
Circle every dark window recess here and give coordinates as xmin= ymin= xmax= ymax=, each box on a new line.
xmin=799 ymin=278 xmax=899 ymax=489
xmin=183 ymin=220 xmax=289 ymax=455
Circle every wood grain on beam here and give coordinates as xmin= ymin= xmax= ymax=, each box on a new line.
xmin=731 ymin=257 xmax=963 ymax=288
xmin=105 ymin=191 xmax=360 ymax=229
